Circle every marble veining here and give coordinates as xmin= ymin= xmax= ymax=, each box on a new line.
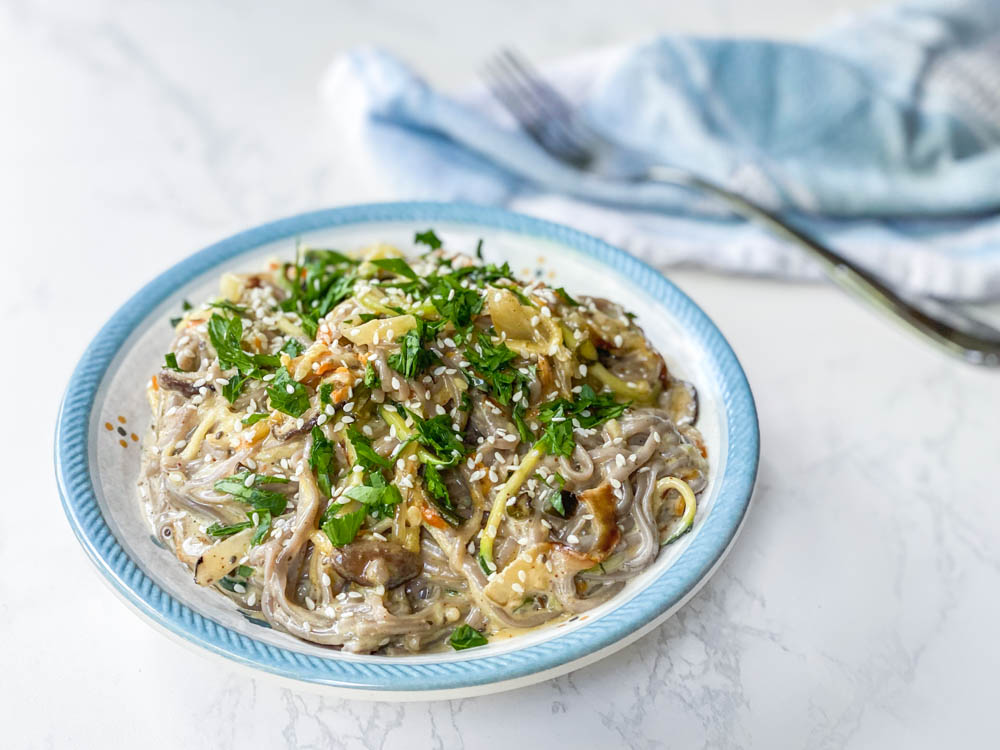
xmin=5 ymin=0 xmax=999 ymax=747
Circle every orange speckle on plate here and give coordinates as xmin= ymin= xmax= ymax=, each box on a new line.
xmin=118 ymin=439 xmax=128 ymax=448
xmin=104 ymin=422 xmax=113 ymax=431
xmin=118 ymin=415 xmax=127 ymax=424
xmin=547 ymin=271 xmax=556 ymax=279
xmin=130 ymin=433 xmax=139 ymax=442
xmin=536 ymin=256 xmax=546 ymax=264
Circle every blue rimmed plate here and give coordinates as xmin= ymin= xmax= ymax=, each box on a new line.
xmin=55 ymin=202 xmax=758 ymax=700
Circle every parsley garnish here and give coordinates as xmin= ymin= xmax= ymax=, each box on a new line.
xmin=164 ymin=352 xmax=182 ymax=371
xmin=347 ymin=426 xmax=391 ymax=470
xmin=279 ymin=247 xmax=358 ymax=339
xmin=321 ymin=507 xmax=366 ymax=546
xmin=423 ymin=464 xmax=462 ymax=527
xmin=309 ymin=426 xmax=335 ymax=497
xmin=371 ymin=257 xmax=418 ymax=281
xmin=415 ymin=229 xmax=442 ymax=249
xmin=208 ymin=299 xmax=248 ymax=315
xmin=464 ymin=334 xmax=524 ymax=405
xmin=207 ymin=313 xmax=257 ymax=374
xmin=281 ymin=338 xmax=304 ymax=357
xmin=387 ymin=326 xmax=439 ymax=379
xmin=364 ymin=361 xmax=381 ymax=389
xmin=241 ymin=413 xmax=269 ymax=426
xmin=343 ymin=472 xmax=403 ymax=519
xmin=449 ymin=624 xmax=488 ymax=650
xmin=222 ymin=373 xmax=247 ymax=404
xmin=536 ymin=385 xmax=629 ymax=457
xmin=206 ymin=520 xmax=252 ymax=537
xmin=319 ymin=382 xmax=333 ymax=405
xmin=555 ymin=287 xmax=579 ymax=306
xmin=266 ymin=367 xmax=310 ymax=417
xmin=429 ymin=276 xmax=484 ymax=328
xmin=411 ymin=413 xmax=466 ymax=467
xmin=475 ymin=238 xmax=484 ymax=260
xmin=214 ymin=471 xmax=290 ymax=545
xmin=304 ymin=248 xmax=358 ymax=266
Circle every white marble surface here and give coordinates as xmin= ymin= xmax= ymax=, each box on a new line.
xmin=5 ymin=0 xmax=1000 ymax=747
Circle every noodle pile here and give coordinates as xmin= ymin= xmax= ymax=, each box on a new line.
xmin=139 ymin=233 xmax=708 ymax=653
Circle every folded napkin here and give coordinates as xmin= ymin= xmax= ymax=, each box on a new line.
xmin=322 ymin=0 xmax=1000 ymax=300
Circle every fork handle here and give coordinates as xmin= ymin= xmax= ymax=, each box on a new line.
xmin=647 ymin=166 xmax=1000 ymax=367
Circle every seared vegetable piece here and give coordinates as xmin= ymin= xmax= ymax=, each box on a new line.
xmin=330 ymin=538 xmax=423 ymax=588
xmin=194 ymin=528 xmax=254 ymax=586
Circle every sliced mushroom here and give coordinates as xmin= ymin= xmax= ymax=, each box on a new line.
xmin=158 ymin=369 xmax=212 ymax=397
xmin=664 ymin=379 xmax=698 ymax=427
xmin=330 ymin=538 xmax=422 ymax=589
xmin=272 ymin=410 xmax=318 ymax=441
xmin=576 ymin=483 xmax=621 ymax=562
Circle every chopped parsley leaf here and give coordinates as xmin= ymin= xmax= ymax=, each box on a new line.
xmin=308 ymin=426 xmax=335 ymax=497
xmin=266 ymin=367 xmax=310 ymax=417
xmin=206 ymin=520 xmax=252 ymax=538
xmin=281 ymin=338 xmax=304 ymax=357
xmin=241 ymin=413 xmax=269 ymax=426
xmin=387 ymin=326 xmax=439 ymax=379
xmin=214 ymin=471 xmax=290 ymax=545
xmin=163 ymin=352 xmax=182 ymax=371
xmin=536 ymin=384 xmax=629 ymax=457
xmin=371 ymin=257 xmax=418 ymax=281
xmin=429 ymin=276 xmax=484 ymax=328
xmin=423 ymin=464 xmax=462 ymax=527
xmin=414 ymin=229 xmax=442 ymax=249
xmin=343 ymin=472 xmax=403 ymax=520
xmin=319 ymin=382 xmax=333 ymax=405
xmin=208 ymin=299 xmax=248 ymax=315
xmin=222 ymin=373 xmax=247 ymax=404
xmin=555 ymin=287 xmax=579 ymax=306
xmin=411 ymin=413 xmax=466 ymax=467
xmin=207 ymin=313 xmax=257 ymax=374
xmin=464 ymin=334 xmax=528 ymax=407
xmin=364 ymin=361 xmax=381 ymax=390
xmin=347 ymin=426 xmax=391 ymax=470
xmin=449 ymin=624 xmax=488 ymax=650
xmin=321 ymin=507 xmax=366 ymax=546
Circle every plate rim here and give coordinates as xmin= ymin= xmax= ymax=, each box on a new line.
xmin=54 ymin=201 xmax=759 ymax=695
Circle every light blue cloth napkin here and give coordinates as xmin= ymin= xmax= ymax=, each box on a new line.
xmin=322 ymin=0 xmax=1000 ymax=300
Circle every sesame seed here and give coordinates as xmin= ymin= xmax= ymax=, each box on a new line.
xmin=246 ymin=592 xmax=256 ymax=606
xmin=316 ymin=414 xmax=328 ymax=426
xmin=567 ymin=534 xmax=580 ymax=544
xmin=391 ymin=377 xmax=400 ymax=389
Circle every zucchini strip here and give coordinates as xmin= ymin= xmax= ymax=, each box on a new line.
xmin=589 ymin=362 xmax=657 ymax=403
xmin=657 ymin=476 xmax=697 ymax=545
xmin=477 ymin=445 xmax=544 ymax=574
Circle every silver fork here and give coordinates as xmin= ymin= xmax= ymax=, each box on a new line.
xmin=482 ymin=49 xmax=1000 ymax=367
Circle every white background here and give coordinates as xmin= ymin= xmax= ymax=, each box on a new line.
xmin=4 ymin=1 xmax=1000 ymax=748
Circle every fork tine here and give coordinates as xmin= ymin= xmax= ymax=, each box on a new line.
xmin=483 ymin=50 xmax=593 ymax=167
xmin=498 ymin=49 xmax=578 ymax=125
xmin=481 ymin=60 xmax=550 ymax=143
